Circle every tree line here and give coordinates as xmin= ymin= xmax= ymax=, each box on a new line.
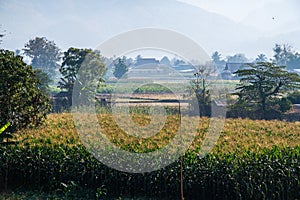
xmin=212 ymin=44 xmax=300 ymax=72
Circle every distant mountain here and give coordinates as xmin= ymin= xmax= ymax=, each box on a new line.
xmin=1 ymin=0 xmax=296 ymax=58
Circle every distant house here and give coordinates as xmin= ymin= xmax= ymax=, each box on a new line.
xmin=135 ymin=57 xmax=159 ymax=66
xmin=212 ymin=99 xmax=227 ymax=107
xmin=126 ymin=57 xmax=162 ymax=79
xmin=173 ymin=64 xmax=195 ymax=72
xmin=160 ymin=56 xmax=171 ymax=66
xmin=172 ymin=64 xmax=196 ymax=78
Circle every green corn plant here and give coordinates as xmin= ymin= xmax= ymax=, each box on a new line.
xmin=0 ymin=121 xmax=13 ymax=192
xmin=0 ymin=122 xmax=10 ymax=134
xmin=0 ymin=122 xmax=16 ymax=145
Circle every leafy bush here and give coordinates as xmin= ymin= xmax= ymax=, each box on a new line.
xmin=287 ymin=91 xmax=300 ymax=104
xmin=0 ymin=50 xmax=50 ymax=132
xmin=134 ymin=84 xmax=173 ymax=94
xmin=228 ymin=98 xmax=292 ymax=120
xmin=278 ymin=97 xmax=292 ymax=112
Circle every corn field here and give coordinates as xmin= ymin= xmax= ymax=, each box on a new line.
xmin=0 ymin=113 xmax=299 ymax=199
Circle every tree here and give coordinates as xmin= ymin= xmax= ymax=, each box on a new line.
xmin=232 ymin=62 xmax=300 ymax=119
xmin=273 ymin=43 xmax=300 ymax=70
xmin=287 ymin=52 xmax=300 ymax=70
xmin=287 ymin=91 xmax=300 ymax=104
xmin=227 ymin=53 xmax=248 ymax=63
xmin=58 ymin=48 xmax=106 ymax=104
xmin=23 ymin=37 xmax=61 ymax=79
xmin=255 ymin=54 xmax=268 ymax=63
xmin=0 ymin=25 xmax=5 ymax=45
xmin=0 ymin=50 xmax=50 ymax=133
xmin=34 ymin=69 xmax=52 ymax=94
xmin=212 ymin=51 xmax=222 ymax=63
xmin=113 ymin=56 xmax=129 ymax=79
xmin=273 ymin=43 xmax=292 ymax=66
xmin=189 ymin=64 xmax=214 ymax=117
xmin=211 ymin=51 xmax=226 ymax=72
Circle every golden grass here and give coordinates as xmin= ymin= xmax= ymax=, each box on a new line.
xmin=14 ymin=113 xmax=300 ymax=154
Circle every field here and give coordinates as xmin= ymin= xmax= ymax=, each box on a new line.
xmin=0 ymin=113 xmax=300 ymax=199
xmin=97 ymin=80 xmax=238 ymax=94
xmin=14 ymin=113 xmax=300 ymax=154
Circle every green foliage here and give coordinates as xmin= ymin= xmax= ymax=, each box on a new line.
xmin=0 ymin=144 xmax=299 ymax=199
xmin=278 ymin=97 xmax=292 ymax=113
xmin=0 ymin=122 xmax=10 ymax=135
xmin=255 ymin=53 xmax=268 ymax=62
xmin=97 ymin=82 xmax=187 ymax=94
xmin=134 ymin=83 xmax=172 ymax=93
xmin=211 ymin=51 xmax=225 ymax=72
xmin=273 ymin=43 xmax=300 ymax=70
xmin=0 ymin=50 xmax=50 ymax=132
xmin=58 ymin=48 xmax=106 ymax=96
xmin=34 ymin=68 xmax=52 ymax=94
xmin=113 ymin=56 xmax=129 ymax=79
xmin=1 ymin=113 xmax=299 ymax=198
xmin=211 ymin=51 xmax=222 ymax=64
xmin=0 ymin=122 xmax=15 ymax=146
xmin=97 ymin=84 xmax=113 ymax=93
xmin=287 ymin=90 xmax=300 ymax=104
xmin=189 ymin=65 xmax=213 ymax=116
xmin=23 ymin=37 xmax=61 ymax=79
xmin=232 ymin=62 xmax=300 ymax=119
xmin=227 ymin=53 xmax=249 ymax=63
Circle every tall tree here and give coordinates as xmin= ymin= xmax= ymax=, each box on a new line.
xmin=212 ymin=51 xmax=222 ymax=63
xmin=273 ymin=43 xmax=300 ymax=70
xmin=255 ymin=54 xmax=268 ymax=63
xmin=58 ymin=48 xmax=106 ymax=97
xmin=34 ymin=69 xmax=52 ymax=95
xmin=23 ymin=37 xmax=61 ymax=79
xmin=113 ymin=56 xmax=129 ymax=79
xmin=189 ymin=63 xmax=214 ymax=117
xmin=212 ymin=51 xmax=226 ymax=64
xmin=273 ymin=43 xmax=292 ymax=66
xmin=232 ymin=62 xmax=300 ymax=119
xmin=211 ymin=51 xmax=225 ymax=71
xmin=287 ymin=52 xmax=300 ymax=70
xmin=227 ymin=53 xmax=248 ymax=63
xmin=0 ymin=50 xmax=50 ymax=133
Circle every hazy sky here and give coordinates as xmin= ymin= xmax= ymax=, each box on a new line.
xmin=0 ymin=0 xmax=299 ymax=59
xmin=179 ymin=0 xmax=277 ymax=22
xmin=179 ymin=0 xmax=299 ymax=33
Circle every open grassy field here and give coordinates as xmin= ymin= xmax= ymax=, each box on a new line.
xmin=0 ymin=113 xmax=299 ymax=199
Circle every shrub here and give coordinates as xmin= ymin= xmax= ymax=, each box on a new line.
xmin=287 ymin=91 xmax=300 ymax=104
xmin=0 ymin=50 xmax=50 ymax=132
